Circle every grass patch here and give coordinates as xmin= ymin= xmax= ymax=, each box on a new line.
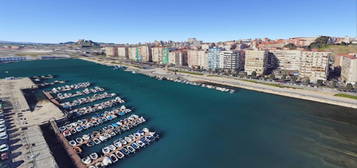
xmin=169 ymin=70 xmax=203 ymax=75
xmin=318 ymin=45 xmax=357 ymax=55
xmin=15 ymin=53 xmax=51 ymax=57
xmin=241 ymin=79 xmax=298 ymax=89
xmin=334 ymin=93 xmax=357 ymax=100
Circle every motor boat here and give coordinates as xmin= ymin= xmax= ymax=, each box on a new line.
xmin=89 ymin=152 xmax=98 ymax=160
xmin=81 ymin=156 xmax=92 ymax=165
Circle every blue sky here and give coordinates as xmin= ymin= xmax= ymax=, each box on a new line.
xmin=0 ymin=0 xmax=355 ymax=43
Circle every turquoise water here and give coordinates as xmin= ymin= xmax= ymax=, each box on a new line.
xmin=1 ymin=59 xmax=357 ymax=168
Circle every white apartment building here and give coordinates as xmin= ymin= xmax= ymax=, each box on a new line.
xmin=169 ymin=50 xmax=187 ymax=66
xmin=244 ymin=50 xmax=268 ymax=75
xmin=128 ymin=46 xmax=151 ymax=62
xmin=187 ymin=50 xmax=208 ymax=69
xmin=341 ymin=55 xmax=357 ymax=84
xmin=300 ymin=51 xmax=332 ymax=82
xmin=219 ymin=50 xmax=244 ymax=70
xmin=270 ymin=50 xmax=301 ymax=71
xmin=117 ymin=47 xmax=128 ymax=59
xmin=105 ymin=47 xmax=117 ymax=57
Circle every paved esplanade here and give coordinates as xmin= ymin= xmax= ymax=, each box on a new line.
xmin=0 ymin=78 xmax=64 ymax=168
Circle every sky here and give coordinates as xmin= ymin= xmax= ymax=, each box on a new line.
xmin=0 ymin=0 xmax=355 ymax=43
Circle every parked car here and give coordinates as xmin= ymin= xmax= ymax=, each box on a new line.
xmin=0 ymin=119 xmax=4 ymax=125
xmin=0 ymin=132 xmax=8 ymax=140
xmin=0 ymin=144 xmax=8 ymax=152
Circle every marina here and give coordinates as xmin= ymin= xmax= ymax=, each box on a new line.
xmin=41 ymin=76 xmax=161 ymax=168
xmin=56 ymin=87 xmax=105 ymax=100
xmin=67 ymin=114 xmax=146 ymax=149
xmin=1 ymin=59 xmax=357 ymax=168
xmin=60 ymin=92 xmax=117 ymax=109
xmin=68 ymin=97 xmax=125 ymax=117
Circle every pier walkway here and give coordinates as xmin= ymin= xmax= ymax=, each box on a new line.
xmin=0 ymin=78 xmax=63 ymax=168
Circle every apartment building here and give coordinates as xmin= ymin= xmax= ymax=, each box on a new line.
xmin=244 ymin=50 xmax=268 ymax=75
xmin=270 ymin=50 xmax=301 ymax=71
xmin=169 ymin=50 xmax=187 ymax=66
xmin=152 ymin=47 xmax=170 ymax=64
xmin=299 ymin=51 xmax=332 ymax=82
xmin=117 ymin=46 xmax=128 ymax=59
xmin=207 ymin=47 xmax=222 ymax=70
xmin=341 ymin=54 xmax=357 ymax=84
xmin=187 ymin=50 xmax=208 ymax=69
xmin=219 ymin=50 xmax=244 ymax=71
xmin=128 ymin=46 xmax=151 ymax=62
xmin=105 ymin=46 xmax=118 ymax=57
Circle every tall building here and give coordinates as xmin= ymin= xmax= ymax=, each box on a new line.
xmin=300 ymin=51 xmax=332 ymax=82
xmin=187 ymin=50 xmax=208 ymax=69
xmin=207 ymin=48 xmax=222 ymax=70
xmin=244 ymin=50 xmax=269 ymax=75
xmin=117 ymin=46 xmax=128 ymax=59
xmin=219 ymin=50 xmax=244 ymax=71
xmin=128 ymin=46 xmax=151 ymax=62
xmin=169 ymin=50 xmax=187 ymax=66
xmin=341 ymin=54 xmax=357 ymax=84
xmin=151 ymin=47 xmax=170 ymax=64
xmin=104 ymin=47 xmax=118 ymax=57
xmin=270 ymin=50 xmax=301 ymax=71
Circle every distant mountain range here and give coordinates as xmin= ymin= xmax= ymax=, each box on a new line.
xmin=0 ymin=40 xmax=52 ymax=45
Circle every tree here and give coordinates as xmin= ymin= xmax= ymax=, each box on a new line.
xmin=346 ymin=83 xmax=354 ymax=91
xmin=302 ymin=78 xmax=310 ymax=85
xmin=316 ymin=80 xmax=324 ymax=87
xmin=291 ymin=76 xmax=298 ymax=83
xmin=308 ymin=36 xmax=331 ymax=49
xmin=269 ymin=73 xmax=275 ymax=80
xmin=251 ymin=71 xmax=257 ymax=79
xmin=281 ymin=74 xmax=287 ymax=80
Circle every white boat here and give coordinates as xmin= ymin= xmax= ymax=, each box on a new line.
xmin=102 ymin=147 xmax=110 ymax=154
xmin=81 ymin=156 xmax=92 ymax=165
xmin=102 ymin=156 xmax=112 ymax=166
xmin=75 ymin=137 xmax=84 ymax=144
xmin=115 ymin=151 xmax=125 ymax=159
xmin=109 ymin=145 xmax=116 ymax=151
xmin=82 ymin=134 xmax=90 ymax=141
xmin=68 ymin=140 xmax=77 ymax=147
xmin=109 ymin=154 xmax=119 ymax=163
xmin=89 ymin=152 xmax=98 ymax=160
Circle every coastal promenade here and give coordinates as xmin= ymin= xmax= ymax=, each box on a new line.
xmin=0 ymin=78 xmax=64 ymax=168
xmin=80 ymin=57 xmax=357 ymax=109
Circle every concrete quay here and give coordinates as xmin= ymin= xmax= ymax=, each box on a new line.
xmin=0 ymin=78 xmax=64 ymax=168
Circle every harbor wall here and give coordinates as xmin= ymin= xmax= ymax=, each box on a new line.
xmin=50 ymin=120 xmax=86 ymax=168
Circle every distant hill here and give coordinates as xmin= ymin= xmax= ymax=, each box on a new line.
xmin=59 ymin=41 xmax=75 ymax=45
xmin=75 ymin=39 xmax=99 ymax=47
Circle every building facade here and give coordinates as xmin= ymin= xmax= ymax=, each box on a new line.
xmin=169 ymin=50 xmax=187 ymax=66
xmin=219 ymin=50 xmax=244 ymax=71
xmin=299 ymin=51 xmax=332 ymax=82
xmin=128 ymin=46 xmax=151 ymax=62
xmin=105 ymin=47 xmax=118 ymax=57
xmin=187 ymin=50 xmax=208 ymax=69
xmin=151 ymin=47 xmax=170 ymax=64
xmin=341 ymin=55 xmax=357 ymax=84
xmin=207 ymin=47 xmax=222 ymax=70
xmin=117 ymin=47 xmax=128 ymax=59
xmin=244 ymin=50 xmax=268 ymax=75
xmin=270 ymin=50 xmax=301 ymax=71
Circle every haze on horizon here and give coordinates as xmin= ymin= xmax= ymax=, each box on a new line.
xmin=0 ymin=0 xmax=355 ymax=43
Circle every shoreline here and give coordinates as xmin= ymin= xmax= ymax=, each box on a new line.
xmin=79 ymin=57 xmax=357 ymax=109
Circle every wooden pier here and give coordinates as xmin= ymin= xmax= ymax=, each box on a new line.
xmin=50 ymin=119 xmax=86 ymax=168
